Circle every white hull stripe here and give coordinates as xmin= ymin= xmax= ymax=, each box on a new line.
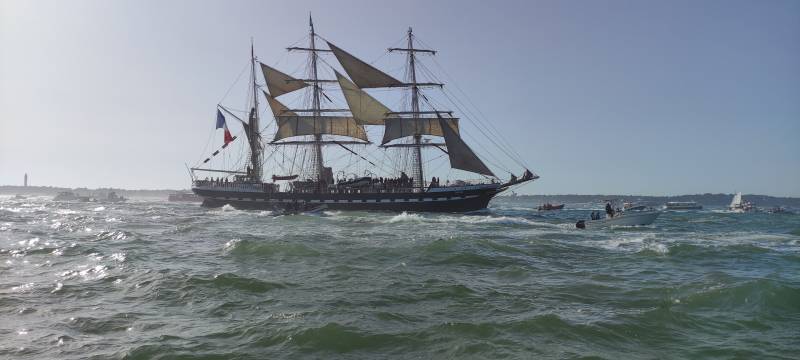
xmin=207 ymin=195 xmax=480 ymax=203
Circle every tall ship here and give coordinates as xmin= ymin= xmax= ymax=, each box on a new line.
xmin=190 ymin=18 xmax=536 ymax=212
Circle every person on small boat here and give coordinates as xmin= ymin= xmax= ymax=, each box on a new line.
xmin=605 ymin=202 xmax=614 ymax=218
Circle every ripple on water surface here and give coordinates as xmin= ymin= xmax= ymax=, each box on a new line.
xmin=0 ymin=197 xmax=798 ymax=359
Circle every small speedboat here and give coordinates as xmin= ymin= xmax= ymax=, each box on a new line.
xmin=54 ymin=191 xmax=79 ymax=201
xmin=168 ymin=192 xmax=202 ymax=202
xmin=576 ymin=210 xmax=660 ymax=228
xmin=538 ymin=203 xmax=565 ymax=211
xmin=664 ymin=201 xmax=702 ymax=210
xmin=766 ymin=206 xmax=790 ymax=214
xmin=103 ymin=191 xmax=127 ymax=203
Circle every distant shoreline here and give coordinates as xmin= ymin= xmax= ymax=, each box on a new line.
xmin=1 ymin=185 xmax=798 ymax=206
xmin=0 ymin=185 xmax=186 ymax=199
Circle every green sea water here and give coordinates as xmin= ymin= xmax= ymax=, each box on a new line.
xmin=1 ymin=196 xmax=798 ymax=359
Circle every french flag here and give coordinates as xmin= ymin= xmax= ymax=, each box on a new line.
xmin=216 ymin=109 xmax=233 ymax=145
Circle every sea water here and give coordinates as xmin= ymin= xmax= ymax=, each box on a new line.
xmin=1 ymin=196 xmax=798 ymax=359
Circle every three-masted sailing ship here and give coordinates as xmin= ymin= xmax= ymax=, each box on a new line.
xmin=190 ymin=18 xmax=537 ymax=212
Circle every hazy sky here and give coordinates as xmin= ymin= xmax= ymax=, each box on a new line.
xmin=1 ymin=0 xmax=798 ymax=196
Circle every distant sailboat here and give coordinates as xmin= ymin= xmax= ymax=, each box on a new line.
xmin=729 ymin=192 xmax=753 ymax=213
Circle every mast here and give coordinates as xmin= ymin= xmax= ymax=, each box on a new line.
xmin=309 ymin=16 xmax=325 ymax=184
xmin=408 ymin=28 xmax=424 ymax=189
xmin=249 ymin=39 xmax=263 ymax=182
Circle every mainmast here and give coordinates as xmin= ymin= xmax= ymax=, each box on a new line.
xmin=330 ymin=28 xmax=498 ymax=182
xmin=249 ymin=39 xmax=263 ymax=182
xmin=407 ymin=28 xmax=424 ymax=189
xmin=308 ymin=16 xmax=325 ymax=183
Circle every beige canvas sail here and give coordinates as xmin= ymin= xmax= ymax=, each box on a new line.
xmin=335 ymin=71 xmax=390 ymax=125
xmin=382 ymin=117 xmax=459 ymax=144
xmin=327 ymin=42 xmax=403 ymax=88
xmin=260 ymin=63 xmax=307 ymax=97
xmin=263 ymin=91 xmax=297 ymax=117
xmin=438 ymin=117 xmax=495 ymax=177
xmin=273 ymin=116 xmax=368 ymax=142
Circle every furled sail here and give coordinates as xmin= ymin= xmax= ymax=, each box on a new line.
xmin=241 ymin=109 xmax=257 ymax=151
xmin=273 ymin=116 xmax=368 ymax=142
xmin=260 ymin=63 xmax=307 ymax=97
xmin=437 ymin=117 xmax=495 ymax=177
xmin=382 ymin=117 xmax=459 ymax=144
xmin=327 ymin=42 xmax=403 ymax=88
xmin=335 ymin=71 xmax=390 ymax=125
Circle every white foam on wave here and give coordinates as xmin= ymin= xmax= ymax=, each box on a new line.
xmin=222 ymin=238 xmax=242 ymax=254
xmin=21 ymin=237 xmax=40 ymax=247
xmin=386 ymin=212 xmax=424 ymax=223
xmin=441 ymin=215 xmax=543 ymax=226
xmin=11 ymin=282 xmax=35 ymax=293
xmin=493 ymin=206 xmax=538 ymax=212
xmin=56 ymin=209 xmax=79 ymax=215
xmin=642 ymin=241 xmax=670 ymax=254
xmin=109 ymin=252 xmax=126 ymax=262
xmin=382 ymin=211 xmax=556 ymax=228
xmin=60 ymin=264 xmax=108 ymax=281
xmin=92 ymin=206 xmax=105 ymax=212
xmin=589 ymin=233 xmax=669 ymax=254
xmin=699 ymin=231 xmax=800 ymax=252
xmin=223 ymin=238 xmax=241 ymax=252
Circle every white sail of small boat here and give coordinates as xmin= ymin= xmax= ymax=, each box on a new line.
xmin=728 ymin=192 xmax=753 ymax=213
xmin=730 ymin=192 xmax=742 ymax=208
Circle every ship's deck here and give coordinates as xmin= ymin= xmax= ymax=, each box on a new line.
xmin=191 ymin=180 xmax=501 ymax=195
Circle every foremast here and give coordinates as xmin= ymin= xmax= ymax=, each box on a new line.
xmin=248 ymin=40 xmax=263 ymax=182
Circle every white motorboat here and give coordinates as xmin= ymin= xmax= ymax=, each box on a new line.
xmin=577 ymin=210 xmax=661 ymax=228
xmin=664 ymin=201 xmax=702 ymax=210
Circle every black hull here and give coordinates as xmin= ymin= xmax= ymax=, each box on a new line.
xmin=193 ymin=187 xmax=500 ymax=213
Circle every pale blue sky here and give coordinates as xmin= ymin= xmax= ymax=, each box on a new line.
xmin=1 ymin=0 xmax=798 ymax=196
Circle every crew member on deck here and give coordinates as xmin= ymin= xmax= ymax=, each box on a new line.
xmin=523 ymin=169 xmax=533 ymax=180
xmin=605 ymin=202 xmax=614 ymax=218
